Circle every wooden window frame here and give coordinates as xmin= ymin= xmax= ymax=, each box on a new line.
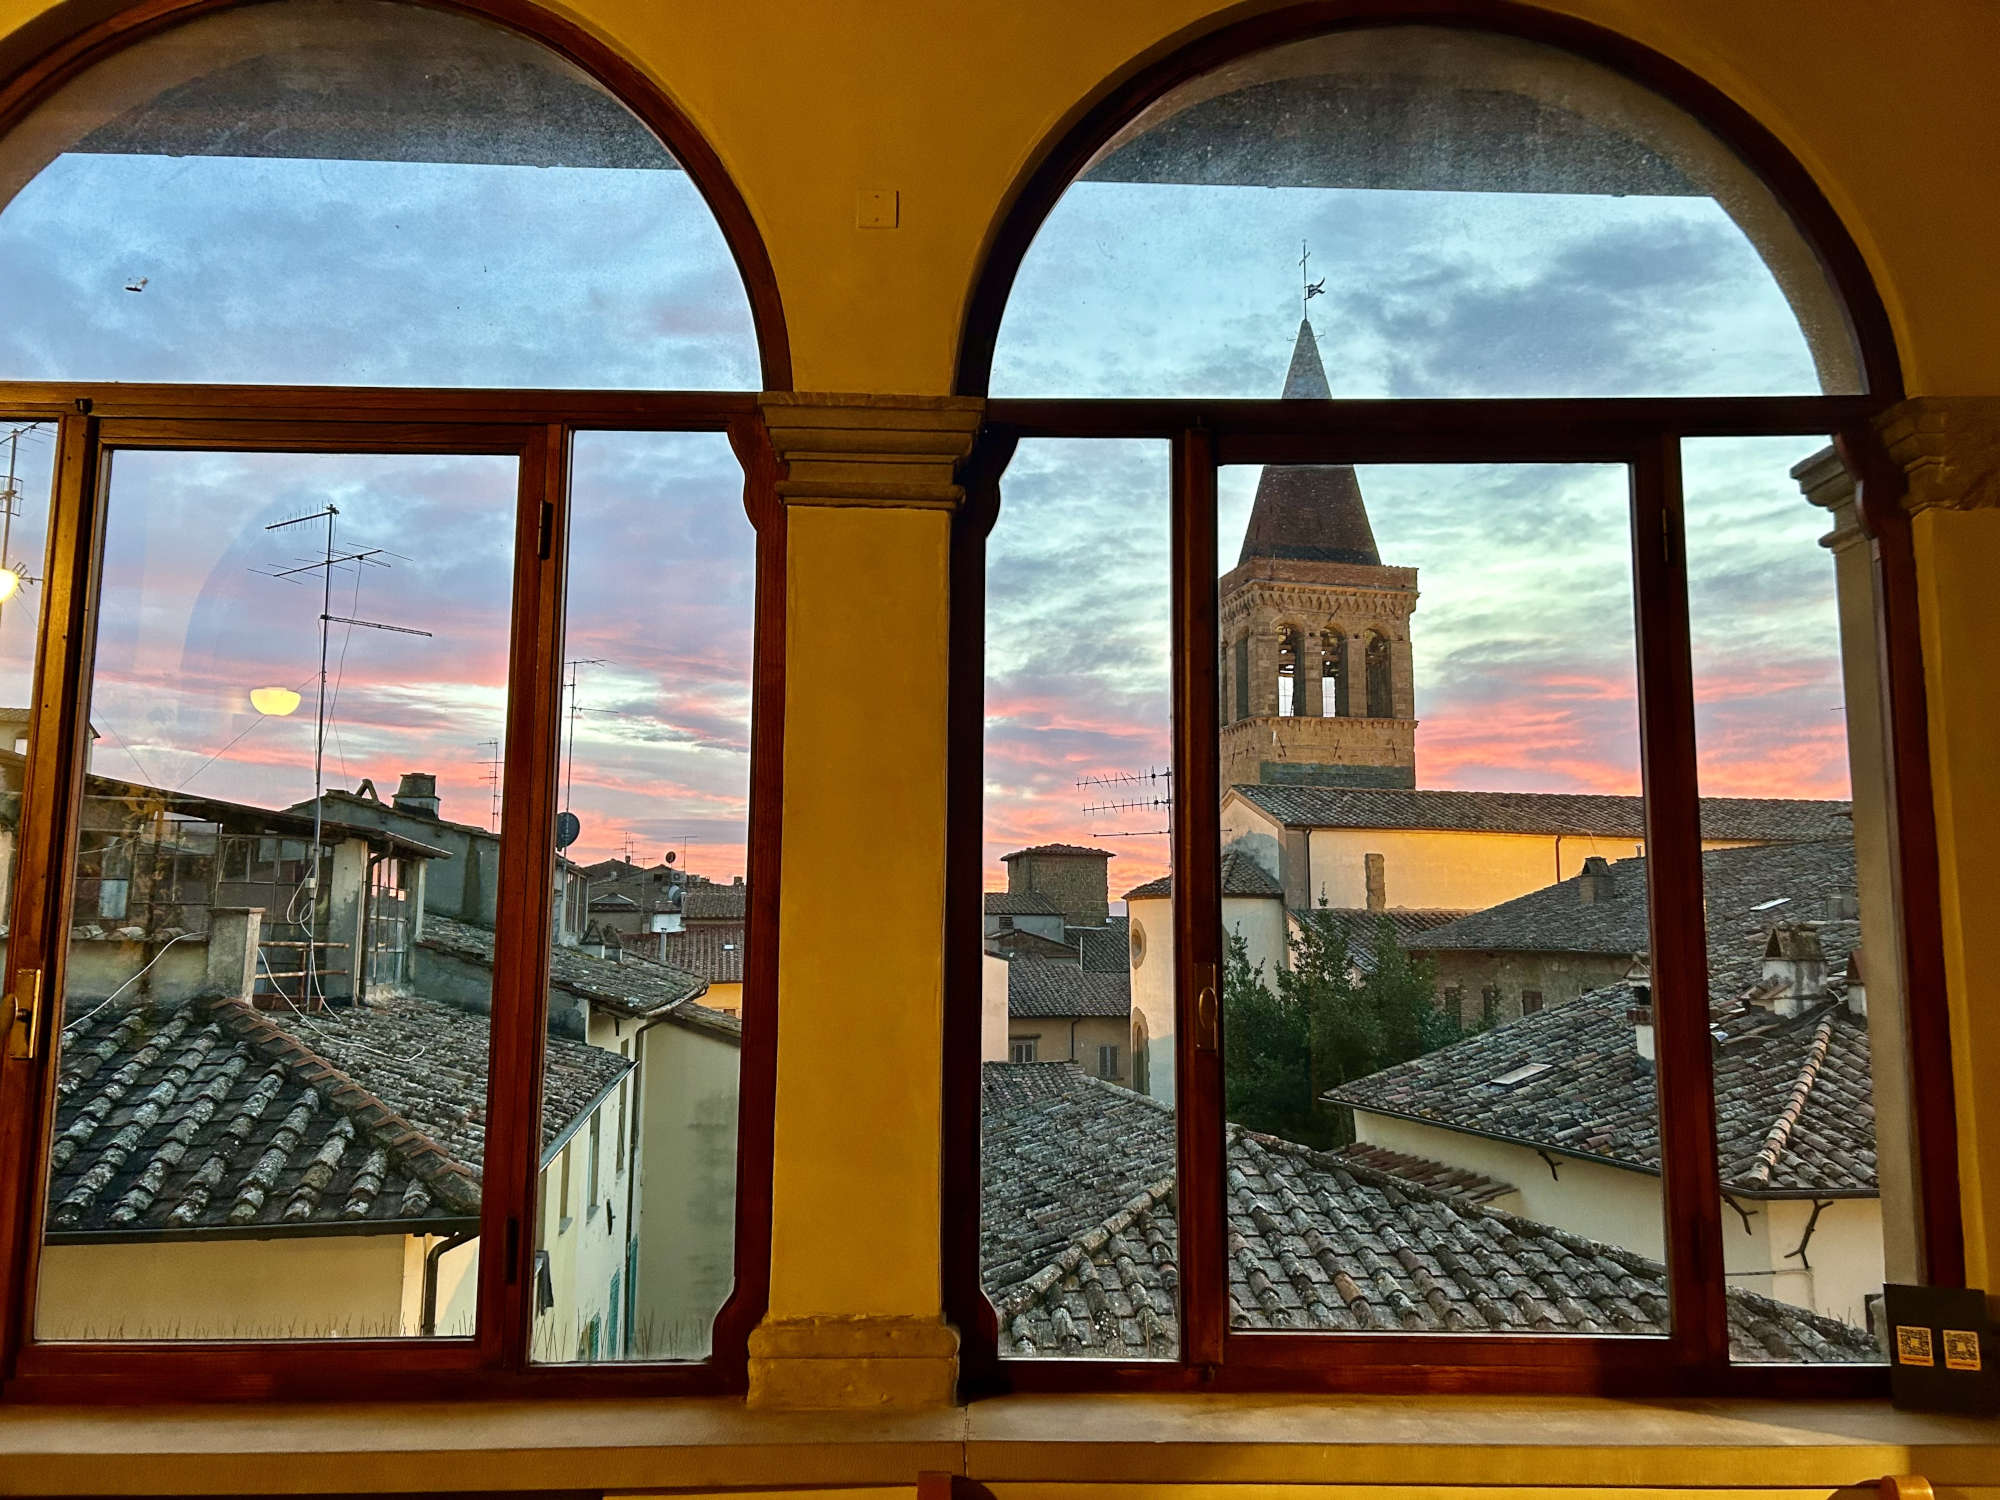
xmin=944 ymin=1 xmax=1960 ymax=1402
xmin=0 ymin=395 xmax=785 ymax=1403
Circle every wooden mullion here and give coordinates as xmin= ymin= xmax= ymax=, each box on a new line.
xmin=1171 ymin=427 xmax=1225 ymax=1371
xmin=0 ymin=413 xmax=102 ymax=1381
xmin=705 ymin=414 xmax=790 ymax=1384
xmin=1630 ymin=434 xmax=1729 ymax=1372
xmin=940 ymin=425 xmax=1018 ymax=1398
xmin=477 ymin=423 xmax=569 ymax=1371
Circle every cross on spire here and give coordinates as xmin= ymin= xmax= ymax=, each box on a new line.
xmin=1300 ymin=238 xmax=1326 ymax=319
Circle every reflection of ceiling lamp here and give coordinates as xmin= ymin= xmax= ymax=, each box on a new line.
xmin=250 ymin=686 xmax=302 ymax=717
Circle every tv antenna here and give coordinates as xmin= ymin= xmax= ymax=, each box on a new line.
xmin=1078 ymin=765 xmax=1173 ymax=839
xmin=259 ymin=505 xmax=432 ymax=1005
xmin=0 ymin=423 xmax=49 ymax=627
xmin=476 ymin=739 xmax=503 ymax=831
xmin=560 ymin=657 xmax=610 ymax=815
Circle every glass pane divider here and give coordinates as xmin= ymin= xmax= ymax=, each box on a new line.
xmin=1629 ymin=433 xmax=1731 ymax=1372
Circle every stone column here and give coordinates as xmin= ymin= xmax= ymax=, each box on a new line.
xmin=1873 ymin=396 xmax=2000 ymax=1291
xmin=1299 ymin=639 xmax=1325 ymax=717
xmin=748 ymin=393 xmax=981 ymax=1408
xmin=1343 ymin=631 xmax=1367 ymax=717
xmin=1391 ymin=633 xmax=1417 ymax=721
xmin=1795 ymin=445 xmax=1920 ymax=1285
xmin=1249 ymin=623 xmax=1279 ymax=717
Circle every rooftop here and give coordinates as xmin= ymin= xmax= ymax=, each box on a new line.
xmin=418 ymin=914 xmax=725 ymax=1030
xmin=1124 ymin=850 xmax=1283 ymax=901
xmin=1002 ymin=843 xmax=1114 ymax=862
xmin=1413 ymin=839 xmax=1855 ymax=955
xmin=980 ymin=1063 xmax=1873 ymax=1361
xmin=682 ymin=885 xmax=748 ymax=923
xmin=47 ymin=991 xmax=629 ymax=1239
xmin=1229 ymin=784 xmax=1851 ymax=842
xmin=1330 ymin=921 xmax=1872 ymax=1197
xmin=984 ymin=891 xmax=1067 ymax=917
xmin=658 ymin=924 xmax=746 ymax=985
xmin=1006 ymin=958 xmax=1130 ymax=1020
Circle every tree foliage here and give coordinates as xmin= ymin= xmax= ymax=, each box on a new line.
xmin=1222 ymin=906 xmax=1465 ymax=1150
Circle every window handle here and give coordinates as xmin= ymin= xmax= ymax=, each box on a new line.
xmin=7 ymin=967 xmax=42 ymax=1061
xmin=1195 ymin=968 xmax=1219 ymax=1054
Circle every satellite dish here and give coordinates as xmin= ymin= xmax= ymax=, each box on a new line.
xmin=554 ymin=811 xmax=581 ymax=850
xmin=664 ymin=850 xmax=676 ymax=864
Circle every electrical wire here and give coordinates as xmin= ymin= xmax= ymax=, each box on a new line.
xmin=62 ymin=932 xmax=200 ymax=1032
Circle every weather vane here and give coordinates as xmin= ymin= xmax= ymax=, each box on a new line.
xmin=1300 ymin=238 xmax=1325 ymax=318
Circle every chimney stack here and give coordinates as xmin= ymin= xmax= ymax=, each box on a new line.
xmin=1577 ymin=856 xmax=1617 ymax=905
xmin=1750 ymin=922 xmax=1827 ymax=1019
xmin=1364 ymin=852 xmax=1386 ymax=913
xmin=1843 ymin=947 xmax=1867 ymax=1017
xmin=1625 ymin=953 xmax=1654 ymax=1064
xmin=392 ymin=772 xmax=440 ymax=820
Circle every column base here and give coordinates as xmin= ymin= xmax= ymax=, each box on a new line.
xmin=747 ymin=1315 xmax=960 ymax=1409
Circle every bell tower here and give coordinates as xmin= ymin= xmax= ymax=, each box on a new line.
xmin=1218 ymin=319 xmax=1418 ymax=790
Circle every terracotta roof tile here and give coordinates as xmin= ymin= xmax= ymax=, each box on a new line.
xmin=1232 ymin=785 xmax=1850 ymax=842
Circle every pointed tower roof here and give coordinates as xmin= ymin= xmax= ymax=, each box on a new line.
xmin=1238 ymin=319 xmax=1380 ymax=567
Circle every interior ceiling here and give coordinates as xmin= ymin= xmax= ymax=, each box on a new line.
xmin=1083 ymin=76 xmax=1699 ymax=196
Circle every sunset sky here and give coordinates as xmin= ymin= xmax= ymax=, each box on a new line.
xmin=0 ymin=135 xmax=1847 ymax=902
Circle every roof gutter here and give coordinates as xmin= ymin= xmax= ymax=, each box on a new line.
xmin=421 ymin=1227 xmax=478 ymax=1336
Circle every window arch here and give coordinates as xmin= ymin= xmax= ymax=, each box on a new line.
xmin=0 ymin=0 xmax=785 ymax=1398
xmin=951 ymin=1 xmax=1952 ymax=1403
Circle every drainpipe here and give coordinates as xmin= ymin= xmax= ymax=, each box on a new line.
xmin=421 ymin=1228 xmax=478 ymax=1336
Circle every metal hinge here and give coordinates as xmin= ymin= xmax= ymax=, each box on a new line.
xmin=7 ymin=967 xmax=43 ymax=1061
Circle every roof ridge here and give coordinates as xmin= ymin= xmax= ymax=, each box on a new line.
xmin=204 ymin=998 xmax=481 ymax=1216
xmin=1736 ymin=1007 xmax=1840 ymax=1190
xmin=992 ymin=1170 xmax=1176 ymax=1325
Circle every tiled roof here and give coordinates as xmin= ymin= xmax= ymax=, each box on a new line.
xmin=1298 ymin=906 xmax=1477 ymax=974
xmin=1002 ymin=843 xmax=1113 ymax=861
xmin=683 ymin=885 xmax=747 ymax=922
xmin=420 ymin=914 xmax=708 ymax=1020
xmin=980 ymin=1063 xmax=1875 ymax=1362
xmin=1330 ymin=1144 xmax=1515 ymax=1206
xmin=985 ymin=891 xmax=1066 ymax=916
xmin=1415 ymin=840 xmax=1855 ymax=955
xmin=1124 ymin=850 xmax=1283 ymax=902
xmin=1072 ymin=919 xmax=1129 ymax=975
xmin=1330 ymin=921 xmax=1874 ymax=1197
xmin=1007 ymin=959 xmax=1130 ymax=1019
xmin=1235 ymin=322 xmax=1380 ymax=567
xmin=47 ymin=992 xmax=629 ymax=1238
xmin=986 ymin=928 xmax=1081 ymax=962
xmin=1230 ymin=785 xmax=1851 ymax=842
xmin=658 ymin=924 xmax=746 ymax=984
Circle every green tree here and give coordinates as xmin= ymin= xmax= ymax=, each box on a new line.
xmin=1222 ymin=907 xmax=1463 ymax=1149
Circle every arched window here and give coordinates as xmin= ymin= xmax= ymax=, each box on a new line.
xmin=955 ymin=5 xmax=1947 ymax=1400
xmin=1319 ymin=627 xmax=1347 ymax=718
xmin=1362 ymin=630 xmax=1393 ymax=719
xmin=0 ymin=0 xmax=782 ymax=1396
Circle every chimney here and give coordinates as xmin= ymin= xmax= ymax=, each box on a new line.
xmin=1825 ymin=889 xmax=1860 ymax=920
xmin=1843 ymin=947 xmax=1867 ymax=1017
xmin=1751 ymin=922 xmax=1828 ymax=1019
xmin=393 ymin=771 xmax=440 ymax=819
xmin=1577 ymin=856 xmax=1617 ymax=905
xmin=1625 ymin=954 xmax=1654 ymax=1064
xmin=1364 ymin=852 xmax=1386 ymax=913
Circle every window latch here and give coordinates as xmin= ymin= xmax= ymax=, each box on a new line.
xmin=7 ymin=967 xmax=43 ymax=1061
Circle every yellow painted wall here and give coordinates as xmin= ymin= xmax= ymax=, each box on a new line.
xmin=37 ymin=1233 xmax=412 ymax=1340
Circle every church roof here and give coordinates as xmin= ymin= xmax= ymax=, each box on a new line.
xmin=1236 ymin=319 xmax=1381 ymax=568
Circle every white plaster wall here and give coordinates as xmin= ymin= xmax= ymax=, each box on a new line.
xmin=532 ymin=1011 xmax=634 ymax=1363
xmin=1226 ymin=893 xmax=1287 ymax=986
xmin=982 ymin=951 xmax=1009 ymax=1062
xmin=1305 ymin=828 xmax=1643 ymax=912
xmin=1757 ymin=1195 xmax=1885 ymax=1329
xmin=633 ymin=1020 xmax=739 ymax=1360
xmin=1126 ymin=894 xmax=1174 ymax=1105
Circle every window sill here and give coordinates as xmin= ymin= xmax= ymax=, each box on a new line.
xmin=0 ymin=1393 xmax=1994 ymax=1493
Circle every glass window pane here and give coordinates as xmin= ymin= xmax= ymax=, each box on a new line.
xmin=35 ymin=448 xmax=515 ymax=1341
xmin=981 ymin=437 xmax=1176 ymax=1360
xmin=529 ymin=432 xmax=749 ymax=1364
xmin=1685 ymin=435 xmax=1899 ymax=1365
xmin=1211 ymin=330 xmax=1696 ymax=1339
xmin=0 ymin=0 xmax=757 ymax=389
xmin=0 ymin=417 xmax=55 ymax=1033
xmin=995 ymin=26 xmax=1856 ymax=398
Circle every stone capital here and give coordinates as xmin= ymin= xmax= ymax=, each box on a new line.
xmin=1790 ymin=443 xmax=1865 ymax=556
xmin=1873 ymin=396 xmax=2000 ymax=516
xmin=746 ymin=1313 xmax=960 ymax=1409
xmin=760 ymin=392 xmax=984 ymax=510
